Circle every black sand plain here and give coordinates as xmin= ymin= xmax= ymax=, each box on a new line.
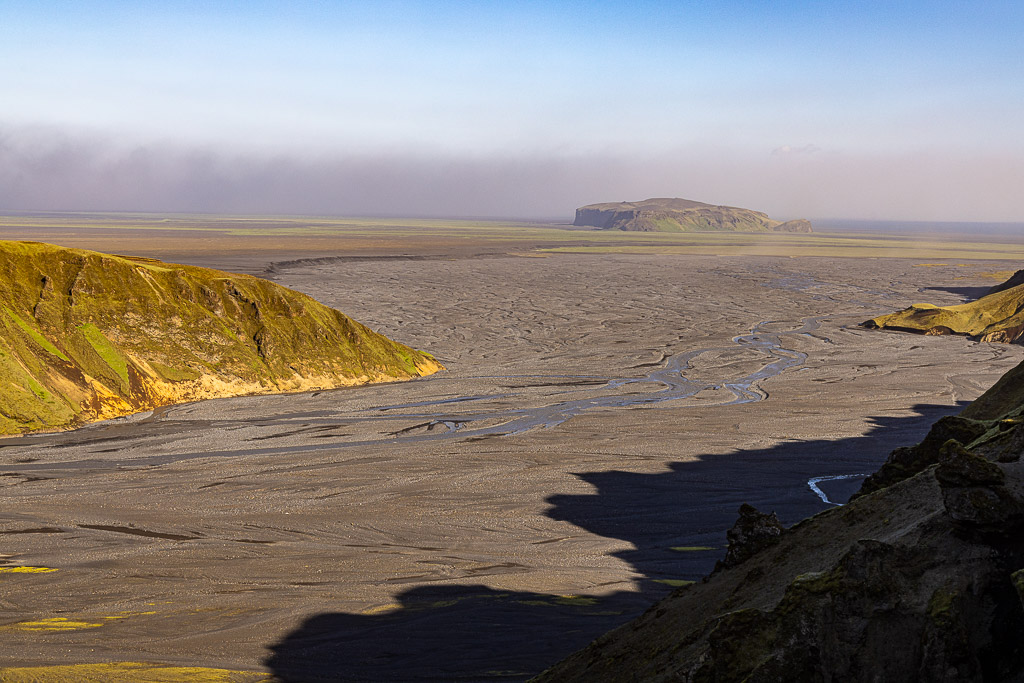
xmin=1 ymin=222 xmax=1023 ymax=680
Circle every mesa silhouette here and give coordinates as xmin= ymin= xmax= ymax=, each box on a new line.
xmin=0 ymin=241 xmax=441 ymax=435
xmin=573 ymin=197 xmax=813 ymax=233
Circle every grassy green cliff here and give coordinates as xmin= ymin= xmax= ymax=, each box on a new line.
xmin=573 ymin=198 xmax=813 ymax=233
xmin=0 ymin=240 xmax=442 ymax=435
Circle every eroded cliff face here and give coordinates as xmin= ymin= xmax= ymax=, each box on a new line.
xmin=572 ymin=198 xmax=813 ymax=233
xmin=0 ymin=241 xmax=441 ymax=435
xmin=536 ymin=360 xmax=1024 ymax=683
xmin=864 ymin=271 xmax=1024 ymax=343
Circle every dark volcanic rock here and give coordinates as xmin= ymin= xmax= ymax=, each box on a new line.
xmin=857 ymin=415 xmax=990 ymax=497
xmin=535 ymin=359 xmax=1024 ymax=683
xmin=719 ymin=504 xmax=784 ymax=568
xmin=937 ymin=442 xmax=1024 ymax=531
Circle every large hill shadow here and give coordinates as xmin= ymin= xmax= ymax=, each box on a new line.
xmin=265 ymin=402 xmax=964 ymax=681
xmin=920 ymin=285 xmax=992 ymax=301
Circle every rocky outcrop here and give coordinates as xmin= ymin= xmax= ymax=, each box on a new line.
xmin=718 ymin=504 xmax=784 ymax=569
xmin=535 ymin=359 xmax=1024 ymax=682
xmin=863 ymin=274 xmax=1024 ymax=344
xmin=572 ymin=198 xmax=813 ymax=233
xmin=856 ymin=415 xmax=991 ymax=496
xmin=774 ymin=218 xmax=813 ymax=233
xmin=0 ymin=241 xmax=442 ymax=435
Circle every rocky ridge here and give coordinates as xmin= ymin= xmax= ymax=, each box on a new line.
xmin=536 ymin=358 xmax=1024 ymax=681
xmin=0 ymin=240 xmax=441 ymax=435
xmin=573 ymin=197 xmax=813 ymax=233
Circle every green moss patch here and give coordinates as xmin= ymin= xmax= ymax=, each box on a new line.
xmin=78 ymin=323 xmax=130 ymax=385
xmin=4 ymin=308 xmax=70 ymax=362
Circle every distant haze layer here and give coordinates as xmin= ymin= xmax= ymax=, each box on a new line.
xmin=2 ymin=2 xmax=1023 ymax=222
xmin=1 ymin=127 xmax=1023 ymax=223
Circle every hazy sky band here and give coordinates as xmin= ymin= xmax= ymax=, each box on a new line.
xmin=2 ymin=1 xmax=1023 ymax=219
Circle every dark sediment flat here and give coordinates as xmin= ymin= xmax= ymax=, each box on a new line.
xmin=1 ymin=252 xmax=1022 ymax=680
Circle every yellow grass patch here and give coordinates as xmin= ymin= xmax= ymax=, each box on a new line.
xmin=0 ymin=662 xmax=271 ymax=682
xmin=974 ymin=270 xmax=1017 ymax=281
xmin=360 ymin=603 xmax=403 ymax=615
xmin=1 ymin=617 xmax=103 ymax=632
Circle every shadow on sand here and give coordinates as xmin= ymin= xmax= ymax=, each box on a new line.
xmin=264 ymin=402 xmax=964 ymax=681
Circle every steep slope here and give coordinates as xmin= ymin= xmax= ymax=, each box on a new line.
xmin=536 ymin=360 xmax=1024 ymax=682
xmin=864 ymin=280 xmax=1024 ymax=343
xmin=0 ymin=241 xmax=441 ymax=435
xmin=573 ymin=198 xmax=813 ymax=233
xmin=988 ymin=269 xmax=1024 ymax=296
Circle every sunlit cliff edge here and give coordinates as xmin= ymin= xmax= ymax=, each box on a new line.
xmin=573 ymin=197 xmax=813 ymax=233
xmin=864 ymin=269 xmax=1024 ymax=343
xmin=0 ymin=240 xmax=442 ymax=435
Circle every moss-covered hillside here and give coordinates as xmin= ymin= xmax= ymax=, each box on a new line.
xmin=0 ymin=240 xmax=441 ymax=435
xmin=864 ymin=277 xmax=1024 ymax=343
xmin=573 ymin=198 xmax=813 ymax=233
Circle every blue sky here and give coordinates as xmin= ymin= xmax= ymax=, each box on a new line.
xmin=2 ymin=1 xmax=1023 ymax=219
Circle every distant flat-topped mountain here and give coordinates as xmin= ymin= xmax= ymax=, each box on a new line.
xmin=864 ymin=270 xmax=1024 ymax=343
xmin=0 ymin=241 xmax=442 ymax=435
xmin=573 ymin=197 xmax=812 ymax=233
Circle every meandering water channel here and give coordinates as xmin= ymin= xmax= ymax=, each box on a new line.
xmin=370 ymin=315 xmax=820 ymax=437
xmin=8 ymin=314 xmax=839 ymax=485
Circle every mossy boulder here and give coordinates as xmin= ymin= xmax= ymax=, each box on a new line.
xmin=0 ymin=240 xmax=442 ymax=435
xmin=718 ymin=504 xmax=784 ymax=569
